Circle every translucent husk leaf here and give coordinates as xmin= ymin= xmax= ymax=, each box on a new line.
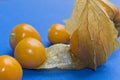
xmin=36 ymin=44 xmax=75 ymax=69
xmin=35 ymin=0 xmax=119 ymax=70
xmin=99 ymin=0 xmax=120 ymax=36
xmin=65 ymin=0 xmax=120 ymax=36
xmin=65 ymin=0 xmax=119 ymax=70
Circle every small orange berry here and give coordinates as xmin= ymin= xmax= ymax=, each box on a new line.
xmin=14 ymin=38 xmax=46 ymax=69
xmin=48 ymin=24 xmax=70 ymax=44
xmin=70 ymin=29 xmax=79 ymax=56
xmin=10 ymin=24 xmax=42 ymax=50
xmin=0 ymin=55 xmax=23 ymax=80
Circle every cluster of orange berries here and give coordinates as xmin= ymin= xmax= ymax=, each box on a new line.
xmin=0 ymin=23 xmax=70 ymax=80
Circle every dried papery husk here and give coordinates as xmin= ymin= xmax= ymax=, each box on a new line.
xmin=116 ymin=23 xmax=120 ymax=36
xmin=99 ymin=0 xmax=120 ymax=36
xmin=36 ymin=44 xmax=75 ymax=69
xmin=66 ymin=0 xmax=119 ymax=70
xmin=114 ymin=11 xmax=120 ymax=36
xmin=34 ymin=0 xmax=120 ymax=70
xmin=65 ymin=0 xmax=120 ymax=36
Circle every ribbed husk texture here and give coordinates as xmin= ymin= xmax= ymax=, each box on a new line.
xmin=65 ymin=0 xmax=119 ymax=70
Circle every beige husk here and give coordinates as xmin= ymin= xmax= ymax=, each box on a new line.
xmin=65 ymin=0 xmax=120 ymax=36
xmin=36 ymin=0 xmax=120 ymax=70
xmin=36 ymin=44 xmax=74 ymax=69
xmin=99 ymin=0 xmax=120 ymax=36
xmin=65 ymin=0 xmax=119 ymax=70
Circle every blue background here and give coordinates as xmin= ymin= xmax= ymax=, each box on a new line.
xmin=0 ymin=0 xmax=120 ymax=80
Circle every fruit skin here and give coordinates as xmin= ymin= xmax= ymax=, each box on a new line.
xmin=14 ymin=38 xmax=46 ymax=69
xmin=0 ymin=55 xmax=23 ymax=80
xmin=48 ymin=24 xmax=70 ymax=44
xmin=10 ymin=24 xmax=42 ymax=50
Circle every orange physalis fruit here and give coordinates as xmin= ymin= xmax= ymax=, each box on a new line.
xmin=10 ymin=24 xmax=42 ymax=50
xmin=14 ymin=38 xmax=46 ymax=69
xmin=48 ymin=24 xmax=70 ymax=44
xmin=0 ymin=55 xmax=23 ymax=80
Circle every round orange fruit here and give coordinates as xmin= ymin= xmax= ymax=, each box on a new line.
xmin=0 ymin=55 xmax=23 ymax=80
xmin=48 ymin=24 xmax=70 ymax=44
xmin=14 ymin=38 xmax=46 ymax=69
xmin=70 ymin=29 xmax=79 ymax=56
xmin=10 ymin=24 xmax=42 ymax=50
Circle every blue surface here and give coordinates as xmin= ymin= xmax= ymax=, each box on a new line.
xmin=0 ymin=0 xmax=120 ymax=80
